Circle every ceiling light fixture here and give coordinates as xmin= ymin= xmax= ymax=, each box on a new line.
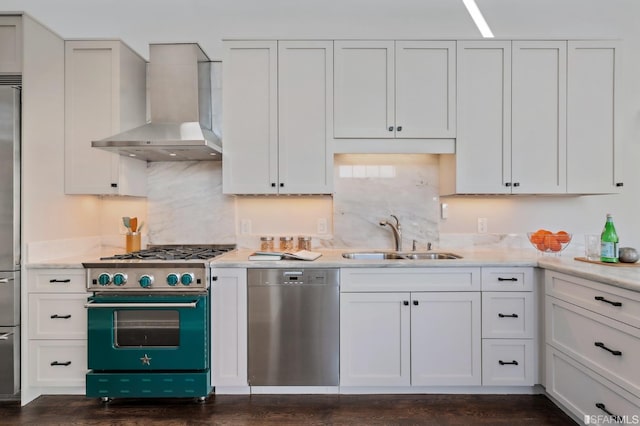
xmin=463 ymin=0 xmax=494 ymax=38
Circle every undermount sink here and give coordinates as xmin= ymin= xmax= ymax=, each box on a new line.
xmin=341 ymin=251 xmax=462 ymax=260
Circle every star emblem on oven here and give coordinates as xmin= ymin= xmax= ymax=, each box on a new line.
xmin=140 ymin=354 xmax=152 ymax=365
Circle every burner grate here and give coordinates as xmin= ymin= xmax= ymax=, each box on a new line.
xmin=100 ymin=245 xmax=235 ymax=261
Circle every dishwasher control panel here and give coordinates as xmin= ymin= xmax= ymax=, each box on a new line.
xmin=247 ymin=268 xmax=339 ymax=286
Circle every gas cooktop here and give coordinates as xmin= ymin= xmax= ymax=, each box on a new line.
xmin=99 ymin=244 xmax=236 ymax=261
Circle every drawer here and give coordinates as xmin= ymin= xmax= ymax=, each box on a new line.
xmin=482 ymin=292 xmax=534 ymax=338
xmin=546 ymin=270 xmax=640 ymax=329
xmin=28 ymin=268 xmax=86 ymax=293
xmin=340 ymin=267 xmax=480 ymax=292
xmin=546 ymin=296 xmax=640 ymax=396
xmin=28 ymin=293 xmax=87 ymax=339
xmin=546 ymin=346 xmax=640 ymax=423
xmin=28 ymin=340 xmax=87 ymax=387
xmin=482 ymin=339 xmax=534 ymax=386
xmin=482 ymin=267 xmax=534 ymax=291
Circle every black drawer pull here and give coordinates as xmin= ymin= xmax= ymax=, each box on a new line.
xmin=498 ymin=313 xmax=518 ymax=318
xmin=595 ymin=402 xmax=621 ymax=420
xmin=403 ymin=301 xmax=409 ymax=306
xmin=388 ymin=126 xmax=394 ymax=132
xmin=50 ymin=361 xmax=71 ymax=367
xmin=497 ymin=277 xmax=518 ymax=282
xmin=594 ymin=296 xmax=622 ymax=307
xmin=49 ymin=279 xmax=71 ymax=283
xmin=413 ymin=300 xmax=419 ymax=306
xmin=50 ymin=314 xmax=71 ymax=319
xmin=594 ymin=341 xmax=622 ymax=356
xmin=498 ymin=360 xmax=519 ymax=366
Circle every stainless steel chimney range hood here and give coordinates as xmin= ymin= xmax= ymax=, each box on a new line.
xmin=92 ymin=43 xmax=222 ymax=161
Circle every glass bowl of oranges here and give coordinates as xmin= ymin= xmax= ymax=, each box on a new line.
xmin=527 ymin=229 xmax=572 ymax=254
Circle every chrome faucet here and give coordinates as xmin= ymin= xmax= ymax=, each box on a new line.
xmin=380 ymin=215 xmax=402 ymax=251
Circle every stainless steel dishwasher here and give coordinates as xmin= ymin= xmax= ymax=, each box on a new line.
xmin=247 ymin=268 xmax=339 ymax=386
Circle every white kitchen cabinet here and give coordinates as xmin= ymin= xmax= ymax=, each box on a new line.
xmin=567 ymin=41 xmax=622 ymax=194
xmin=443 ymin=40 xmax=565 ymax=194
xmin=26 ymin=268 xmax=87 ymax=393
xmin=334 ymin=40 xmax=455 ymax=140
xmin=0 ymin=16 xmax=22 ymax=73
xmin=64 ymin=40 xmax=147 ymax=196
xmin=340 ymin=268 xmax=481 ymax=387
xmin=222 ymin=40 xmax=333 ymax=194
xmin=210 ymin=268 xmax=248 ymax=391
xmin=545 ymin=270 xmax=640 ymax=420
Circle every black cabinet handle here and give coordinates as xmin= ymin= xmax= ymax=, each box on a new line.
xmin=110 ymin=183 xmax=118 ymax=188
xmin=615 ymin=182 xmax=624 ymax=187
xmin=49 ymin=279 xmax=71 ymax=283
xmin=505 ymin=182 xmax=512 ymax=187
xmin=212 ymin=276 xmax=218 ymax=281
xmin=403 ymin=301 xmax=409 ymax=306
xmin=271 ymin=183 xmax=276 ymax=187
xmin=595 ymin=296 xmax=622 ymax=307
xmin=595 ymin=402 xmax=620 ymax=420
xmin=396 ymin=126 xmax=403 ymax=132
xmin=594 ymin=341 xmax=622 ymax=356
xmin=50 ymin=361 xmax=71 ymax=367
xmin=388 ymin=126 xmax=394 ymax=132
xmin=498 ymin=313 xmax=519 ymax=318
xmin=413 ymin=300 xmax=419 ymax=306
xmin=280 ymin=183 xmax=284 ymax=187
xmin=513 ymin=182 xmax=520 ymax=187
xmin=498 ymin=360 xmax=519 ymax=366
xmin=50 ymin=314 xmax=71 ymax=319
xmin=497 ymin=277 xmax=518 ymax=282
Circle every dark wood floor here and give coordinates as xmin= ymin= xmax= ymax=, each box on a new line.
xmin=0 ymin=394 xmax=577 ymax=425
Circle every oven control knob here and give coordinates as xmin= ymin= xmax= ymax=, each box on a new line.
xmin=97 ymin=273 xmax=112 ymax=286
xmin=139 ymin=275 xmax=154 ymax=288
xmin=166 ymin=273 xmax=180 ymax=286
xmin=180 ymin=273 xmax=194 ymax=286
xmin=113 ymin=273 xmax=127 ymax=286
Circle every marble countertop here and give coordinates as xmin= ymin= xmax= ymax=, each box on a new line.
xmin=27 ymin=248 xmax=640 ymax=293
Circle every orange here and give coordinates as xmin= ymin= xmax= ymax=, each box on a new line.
xmin=556 ymin=231 xmax=570 ymax=243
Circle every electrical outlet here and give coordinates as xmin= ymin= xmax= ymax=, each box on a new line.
xmin=477 ymin=217 xmax=488 ymax=234
xmin=240 ymin=219 xmax=252 ymax=235
xmin=317 ymin=218 xmax=328 ymax=235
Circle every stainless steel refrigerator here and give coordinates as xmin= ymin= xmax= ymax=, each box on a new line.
xmin=0 ymin=82 xmax=20 ymax=399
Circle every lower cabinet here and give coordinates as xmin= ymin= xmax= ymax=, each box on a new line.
xmin=339 ymin=268 xmax=482 ymax=387
xmin=210 ymin=268 xmax=248 ymax=390
xmin=25 ymin=268 xmax=88 ymax=394
xmin=545 ymin=270 xmax=640 ymax=421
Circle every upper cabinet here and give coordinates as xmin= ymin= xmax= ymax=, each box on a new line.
xmin=566 ymin=41 xmax=622 ymax=194
xmin=334 ymin=40 xmax=456 ymax=140
xmin=441 ymin=40 xmax=620 ymax=195
xmin=0 ymin=16 xmax=22 ymax=73
xmin=64 ymin=40 xmax=147 ymax=196
xmin=223 ymin=40 xmax=333 ymax=194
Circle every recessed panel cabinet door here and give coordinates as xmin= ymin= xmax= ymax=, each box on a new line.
xmin=567 ymin=41 xmax=621 ymax=194
xmin=511 ymin=41 xmax=567 ymax=194
xmin=340 ymin=292 xmax=411 ymax=386
xmin=0 ymin=16 xmax=22 ymax=73
xmin=410 ymin=292 xmax=481 ymax=386
xmin=455 ymin=41 xmax=512 ymax=194
xmin=222 ymin=41 xmax=278 ymax=194
xmin=334 ymin=41 xmax=395 ymax=138
xmin=395 ymin=41 xmax=456 ymax=138
xmin=278 ymin=41 xmax=333 ymax=194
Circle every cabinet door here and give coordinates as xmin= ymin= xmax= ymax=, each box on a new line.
xmin=64 ymin=40 xmax=146 ymax=196
xmin=0 ymin=16 xmax=22 ymax=73
xmin=223 ymin=41 xmax=278 ymax=194
xmin=334 ymin=40 xmax=394 ymax=138
xmin=340 ymin=292 xmax=411 ymax=386
xmin=511 ymin=41 xmax=567 ymax=194
xmin=395 ymin=41 xmax=456 ymax=138
xmin=278 ymin=41 xmax=333 ymax=194
xmin=567 ymin=41 xmax=621 ymax=194
xmin=411 ymin=292 xmax=481 ymax=386
xmin=455 ymin=41 xmax=512 ymax=194
xmin=211 ymin=268 xmax=248 ymax=388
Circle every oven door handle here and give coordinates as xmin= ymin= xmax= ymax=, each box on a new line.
xmin=84 ymin=301 xmax=199 ymax=309
xmin=0 ymin=332 xmax=14 ymax=340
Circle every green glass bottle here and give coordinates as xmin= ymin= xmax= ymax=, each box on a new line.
xmin=600 ymin=213 xmax=619 ymax=263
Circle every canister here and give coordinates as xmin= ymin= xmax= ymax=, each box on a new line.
xmin=260 ymin=236 xmax=275 ymax=251
xmin=279 ymin=236 xmax=294 ymax=252
xmin=298 ymin=236 xmax=312 ymax=251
